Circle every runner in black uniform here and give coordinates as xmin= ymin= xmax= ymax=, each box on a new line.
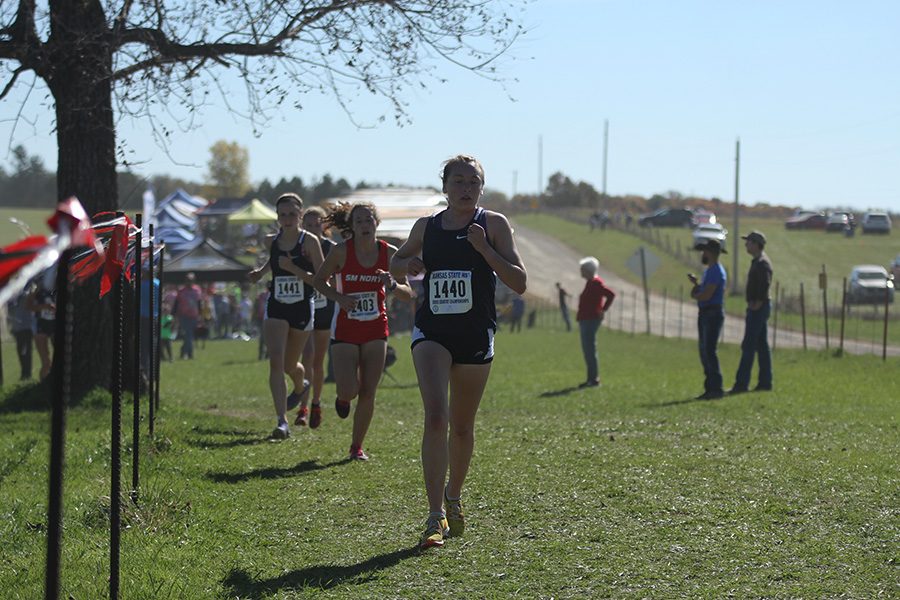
xmin=295 ymin=206 xmax=336 ymax=429
xmin=28 ymin=277 xmax=56 ymax=380
xmin=390 ymin=154 xmax=527 ymax=549
xmin=411 ymin=206 xmax=496 ymax=363
xmin=248 ymin=193 xmax=323 ymax=439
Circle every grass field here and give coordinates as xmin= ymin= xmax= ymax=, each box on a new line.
xmin=0 ymin=207 xmax=50 ymax=244
xmin=1 ymin=330 xmax=897 ymax=598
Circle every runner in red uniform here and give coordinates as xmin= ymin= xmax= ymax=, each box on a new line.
xmin=313 ymin=202 xmax=414 ymax=460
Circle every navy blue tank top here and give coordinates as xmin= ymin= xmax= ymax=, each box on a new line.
xmin=415 ymin=208 xmax=496 ymax=332
xmin=269 ymin=231 xmax=315 ymax=306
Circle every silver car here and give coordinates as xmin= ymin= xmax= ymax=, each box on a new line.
xmin=692 ymin=223 xmax=728 ymax=247
xmin=861 ymin=212 xmax=892 ymax=234
xmin=847 ymin=265 xmax=895 ymax=305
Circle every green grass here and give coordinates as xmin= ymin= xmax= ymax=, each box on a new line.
xmin=0 ymin=207 xmax=51 ymax=243
xmin=1 ymin=332 xmax=897 ymax=598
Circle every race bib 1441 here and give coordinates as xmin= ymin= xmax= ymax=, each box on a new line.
xmin=274 ymin=276 xmax=305 ymax=304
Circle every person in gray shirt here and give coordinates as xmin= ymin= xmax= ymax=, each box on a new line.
xmin=729 ymin=231 xmax=773 ymax=393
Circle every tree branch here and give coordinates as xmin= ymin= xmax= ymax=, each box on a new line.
xmin=0 ymin=64 xmax=26 ymax=100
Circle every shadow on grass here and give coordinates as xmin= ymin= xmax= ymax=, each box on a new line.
xmin=646 ymin=395 xmax=724 ymax=408
xmin=538 ymin=386 xmax=581 ymax=398
xmin=0 ymin=381 xmax=52 ymax=414
xmin=220 ymin=359 xmax=261 ymax=366
xmin=186 ymin=437 xmax=268 ymax=450
xmin=190 ymin=426 xmax=258 ymax=437
xmin=222 ymin=544 xmax=420 ymax=597
xmin=206 ymin=458 xmax=352 ymax=484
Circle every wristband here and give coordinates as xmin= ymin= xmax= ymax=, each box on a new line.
xmin=389 ymin=280 xmax=397 ymax=291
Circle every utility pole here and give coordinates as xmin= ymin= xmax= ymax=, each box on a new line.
xmin=602 ymin=119 xmax=609 ymax=197
xmin=512 ymin=170 xmax=518 ymax=198
xmin=538 ymin=134 xmax=543 ymax=196
xmin=732 ymin=138 xmax=740 ymax=294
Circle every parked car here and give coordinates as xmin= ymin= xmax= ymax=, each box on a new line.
xmin=860 ymin=212 xmax=892 ymax=234
xmin=784 ymin=212 xmax=827 ymax=230
xmin=825 ymin=212 xmax=856 ymax=232
xmin=692 ymin=223 xmax=728 ymax=247
xmin=847 ymin=265 xmax=895 ymax=305
xmin=639 ymin=208 xmax=694 ymax=228
xmin=691 ymin=210 xmax=717 ymax=226
xmin=892 ymin=254 xmax=900 ymax=283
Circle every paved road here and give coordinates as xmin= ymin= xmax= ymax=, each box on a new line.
xmin=512 ymin=221 xmax=899 ymax=358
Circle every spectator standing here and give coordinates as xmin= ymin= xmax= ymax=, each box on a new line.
xmin=174 ymin=272 xmax=202 ymax=359
xmin=575 ymin=257 xmax=616 ymax=387
xmin=729 ymin=231 xmax=773 ymax=394
xmin=7 ymin=289 xmax=35 ymax=380
xmin=139 ymin=265 xmax=160 ymax=384
xmin=28 ymin=274 xmax=56 ymax=380
xmin=508 ymin=294 xmax=526 ymax=332
xmin=159 ymin=312 xmax=174 ymax=362
xmin=688 ymin=239 xmax=727 ymax=400
xmin=555 ymin=282 xmax=572 ymax=331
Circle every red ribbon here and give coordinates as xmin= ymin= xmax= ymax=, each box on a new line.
xmin=0 ymin=236 xmax=49 ymax=287
xmin=99 ymin=218 xmax=130 ymax=298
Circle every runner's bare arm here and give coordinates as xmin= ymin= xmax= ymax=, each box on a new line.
xmin=390 ymin=217 xmax=428 ymax=279
xmin=247 ymin=258 xmax=270 ymax=283
xmin=382 ymin=245 xmax=415 ymax=302
xmin=477 ymin=212 xmax=527 ymax=294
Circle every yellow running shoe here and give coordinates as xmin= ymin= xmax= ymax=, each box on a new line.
xmin=419 ymin=514 xmax=449 ymax=549
xmin=444 ymin=490 xmax=465 ymax=537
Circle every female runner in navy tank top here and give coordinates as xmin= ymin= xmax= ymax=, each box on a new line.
xmin=294 ymin=206 xmax=337 ymax=429
xmin=390 ymin=155 xmax=527 ymax=549
xmin=248 ymin=193 xmax=324 ymax=440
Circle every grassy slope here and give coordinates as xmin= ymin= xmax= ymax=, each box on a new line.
xmin=513 ymin=212 xmax=899 ymax=298
xmin=513 ymin=213 xmax=900 ymax=345
xmin=1 ymin=333 xmax=896 ymax=599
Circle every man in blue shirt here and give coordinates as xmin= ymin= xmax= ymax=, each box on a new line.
xmin=140 ymin=268 xmax=161 ymax=384
xmin=688 ymin=239 xmax=727 ymax=399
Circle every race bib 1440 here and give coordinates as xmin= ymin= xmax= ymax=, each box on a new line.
xmin=429 ymin=270 xmax=473 ymax=314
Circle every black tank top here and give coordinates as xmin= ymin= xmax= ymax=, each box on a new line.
xmin=269 ymin=231 xmax=315 ymax=306
xmin=316 ymin=237 xmax=337 ymax=312
xmin=415 ymin=208 xmax=496 ymax=332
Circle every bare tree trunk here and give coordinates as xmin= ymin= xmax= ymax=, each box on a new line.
xmin=46 ymin=0 xmax=118 ymax=394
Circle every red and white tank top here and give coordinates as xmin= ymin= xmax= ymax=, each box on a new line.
xmin=332 ymin=238 xmax=390 ymax=343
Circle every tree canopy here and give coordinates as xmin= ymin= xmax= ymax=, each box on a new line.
xmin=0 ymin=0 xmax=524 ymax=394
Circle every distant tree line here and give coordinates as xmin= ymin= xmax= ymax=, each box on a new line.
xmin=0 ymin=145 xmax=371 ymax=210
xmin=0 ymin=146 xmax=813 ymax=219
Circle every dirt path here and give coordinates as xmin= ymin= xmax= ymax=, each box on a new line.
xmin=512 ymin=221 xmax=899 ymax=358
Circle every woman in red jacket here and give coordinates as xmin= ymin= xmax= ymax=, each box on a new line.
xmin=313 ymin=202 xmax=414 ymax=460
xmin=576 ymin=256 xmax=615 ymax=388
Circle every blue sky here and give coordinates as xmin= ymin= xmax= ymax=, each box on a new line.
xmin=2 ymin=0 xmax=899 ymax=211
